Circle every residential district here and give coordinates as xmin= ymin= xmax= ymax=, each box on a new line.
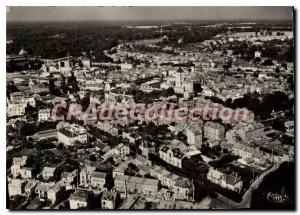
xmin=6 ymin=23 xmax=294 ymax=209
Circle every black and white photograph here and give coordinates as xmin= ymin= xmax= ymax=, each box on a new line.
xmin=5 ymin=5 xmax=295 ymax=211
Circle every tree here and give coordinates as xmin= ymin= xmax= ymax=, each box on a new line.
xmin=89 ymin=154 xmax=97 ymax=162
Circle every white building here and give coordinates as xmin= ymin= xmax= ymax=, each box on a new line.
xmin=186 ymin=125 xmax=203 ymax=148
xmin=8 ymin=179 xmax=26 ymax=197
xmin=120 ymin=63 xmax=133 ymax=71
xmin=90 ymin=172 xmax=107 ymax=190
xmin=35 ymin=182 xmax=53 ymax=201
xmin=38 ymin=109 xmax=52 ymax=122
xmin=159 ymin=146 xmax=185 ymax=168
xmin=116 ymin=143 xmax=130 ymax=159
xmin=204 ymin=121 xmax=225 ymax=141
xmin=80 ymin=165 xmax=96 ymax=187
xmin=69 ymin=190 xmax=89 ymax=209
xmin=58 ymin=124 xmax=87 ymax=146
xmin=42 ymin=167 xmax=56 ymax=180
xmin=7 ymin=103 xmax=26 ymax=117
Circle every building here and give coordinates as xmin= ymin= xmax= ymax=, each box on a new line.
xmin=114 ymin=175 xmax=160 ymax=196
xmin=69 ymin=190 xmax=90 ymax=209
xmin=254 ymin=51 xmax=262 ymax=58
xmin=7 ymin=103 xmax=26 ymax=117
xmin=186 ymin=125 xmax=203 ymax=148
xmin=38 ymin=109 xmax=52 ymax=122
xmin=285 ymin=120 xmax=294 ymax=136
xmin=226 ymin=122 xmax=264 ymax=143
xmin=139 ymin=141 xmax=155 ymax=158
xmin=204 ymin=121 xmax=225 ymax=141
xmin=82 ymin=57 xmax=91 ymax=69
xmin=42 ymin=167 xmax=56 ymax=180
xmin=47 ymin=181 xmax=65 ymax=204
xmin=101 ymin=191 xmax=119 ymax=209
xmin=10 ymin=92 xmax=25 ymax=103
xmin=173 ymin=178 xmax=192 ymax=200
xmin=159 ymin=146 xmax=185 ymax=168
xmin=97 ymin=121 xmax=119 ymax=136
xmin=35 ymin=182 xmax=53 ymax=201
xmin=42 ymin=57 xmax=73 ymax=75
xmin=10 ymin=156 xmax=32 ymax=179
xmin=121 ymin=63 xmax=133 ymax=71
xmin=7 ymin=92 xmax=36 ymax=117
xmin=80 ymin=165 xmax=96 ymax=187
xmin=221 ymin=173 xmax=243 ymax=193
xmin=90 ymin=172 xmax=107 ymax=190
xmin=116 ymin=143 xmax=130 ymax=159
xmin=8 ymin=179 xmax=26 ymax=197
xmin=24 ymin=180 xmax=37 ymax=197
xmin=207 ymin=168 xmax=243 ymax=193
xmin=207 ymin=167 xmax=224 ymax=185
xmin=58 ymin=124 xmax=87 ymax=146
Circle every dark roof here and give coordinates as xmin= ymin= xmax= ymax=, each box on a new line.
xmin=161 ymin=146 xmax=169 ymax=153
xmin=172 ymin=148 xmax=184 ymax=159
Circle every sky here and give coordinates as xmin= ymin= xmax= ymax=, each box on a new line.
xmin=7 ymin=6 xmax=293 ymax=22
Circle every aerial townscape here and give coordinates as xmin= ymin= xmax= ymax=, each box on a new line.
xmin=6 ymin=7 xmax=294 ymax=210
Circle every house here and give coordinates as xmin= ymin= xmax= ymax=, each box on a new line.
xmin=42 ymin=56 xmax=73 ymax=75
xmin=173 ymin=178 xmax=192 ymax=200
xmin=226 ymin=122 xmax=264 ymax=143
xmin=90 ymin=172 xmax=107 ymax=190
xmin=19 ymin=167 xmax=33 ymax=179
xmin=69 ymin=190 xmax=91 ymax=209
xmin=47 ymin=180 xmax=65 ymax=204
xmin=114 ymin=175 xmax=160 ymax=196
xmin=7 ymin=103 xmax=26 ymax=117
xmin=285 ymin=120 xmax=294 ymax=135
xmin=122 ymin=131 xmax=141 ymax=144
xmin=61 ymin=169 xmax=78 ymax=190
xmin=150 ymin=165 xmax=181 ymax=189
xmin=159 ymin=146 xmax=185 ymax=168
xmin=42 ymin=167 xmax=56 ymax=180
xmin=7 ymin=92 xmax=36 ymax=117
xmin=80 ymin=165 xmax=96 ymax=187
xmin=8 ymin=179 xmax=26 ymax=197
xmin=116 ymin=143 xmax=130 ymax=159
xmin=238 ymin=157 xmax=255 ymax=166
xmin=8 ymin=117 xmax=27 ymax=129
xmin=112 ymin=162 xmax=127 ymax=178
xmin=82 ymin=57 xmax=91 ymax=69
xmin=101 ymin=191 xmax=119 ymax=209
xmin=207 ymin=168 xmax=243 ymax=193
xmin=35 ymin=182 xmax=53 ymax=201
xmin=204 ymin=122 xmax=225 ymax=141
xmin=186 ymin=124 xmax=203 ymax=148
xmin=11 ymin=156 xmax=33 ymax=179
xmin=24 ymin=180 xmax=37 ymax=197
xmin=38 ymin=109 xmax=52 ymax=122
xmin=139 ymin=141 xmax=155 ymax=158
xmin=97 ymin=121 xmax=119 ymax=136
xmin=231 ymin=143 xmax=255 ymax=159
xmin=221 ymin=173 xmax=243 ymax=193
xmin=121 ymin=63 xmax=133 ymax=71
xmin=12 ymin=156 xmax=27 ymax=166
xmin=207 ymin=168 xmax=224 ymax=185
